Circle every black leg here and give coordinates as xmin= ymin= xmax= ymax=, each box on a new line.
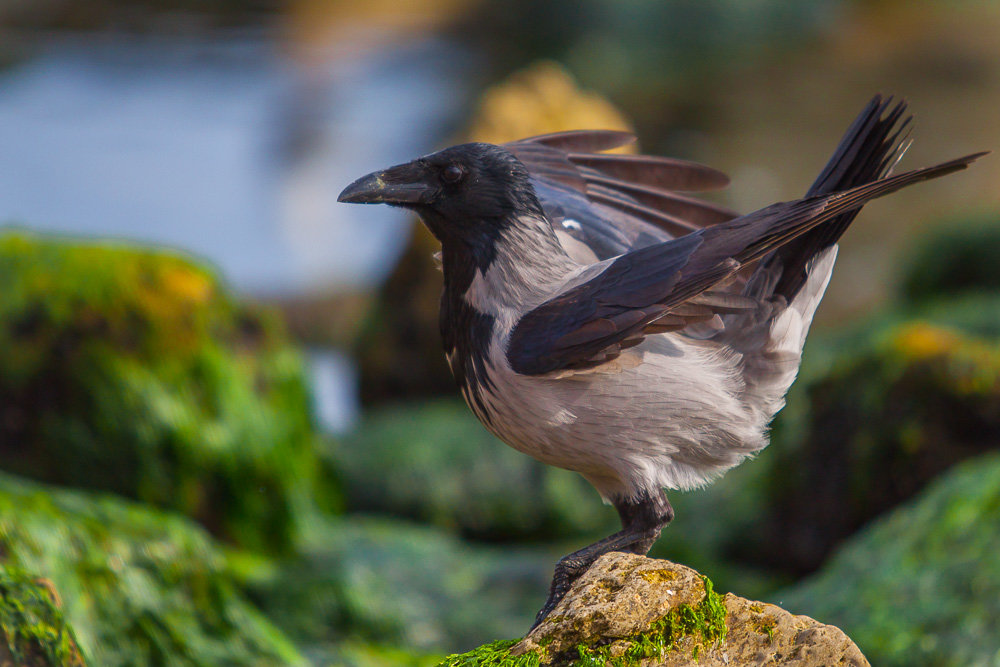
xmin=530 ymin=489 xmax=674 ymax=630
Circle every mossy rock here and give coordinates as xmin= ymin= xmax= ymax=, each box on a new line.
xmin=332 ymin=398 xmax=615 ymax=541
xmin=0 ymin=230 xmax=339 ymax=553
xmin=752 ymin=320 xmax=1000 ymax=574
xmin=443 ymin=554 xmax=866 ymax=667
xmin=898 ymin=212 xmax=1000 ymax=304
xmin=775 ymin=451 xmax=1000 ymax=666
xmin=246 ymin=515 xmax=553 ymax=659
xmin=0 ymin=567 xmax=86 ymax=667
xmin=0 ymin=470 xmax=305 ymax=666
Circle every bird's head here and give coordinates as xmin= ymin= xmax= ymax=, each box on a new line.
xmin=338 ymin=142 xmax=544 ymax=249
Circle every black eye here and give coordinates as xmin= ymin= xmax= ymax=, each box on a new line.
xmin=442 ymin=164 xmax=465 ymax=184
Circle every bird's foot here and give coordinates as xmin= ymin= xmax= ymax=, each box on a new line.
xmin=527 ymin=490 xmax=674 ymax=633
xmin=530 ymin=557 xmax=587 ymax=631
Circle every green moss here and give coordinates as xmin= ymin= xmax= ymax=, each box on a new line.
xmin=0 ymin=471 xmax=305 ymax=666
xmin=751 ymin=615 xmax=776 ymax=643
xmin=437 ymin=576 xmax=727 ymax=667
xmin=573 ymin=576 xmax=727 ymax=667
xmin=776 ymin=452 xmax=1000 ymax=666
xmin=335 ymin=399 xmax=613 ymax=541
xmin=755 ymin=318 xmax=1000 ymax=572
xmin=439 ymin=640 xmax=540 ymax=667
xmin=0 ymin=230 xmax=339 ymax=554
xmin=0 ymin=567 xmax=85 ymax=666
xmin=246 ymin=515 xmax=553 ymax=657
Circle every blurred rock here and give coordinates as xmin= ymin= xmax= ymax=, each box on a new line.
xmin=356 ymin=61 xmax=633 ymax=405
xmin=0 ymin=567 xmax=86 ymax=667
xmin=331 ymin=398 xmax=614 ymax=541
xmin=898 ymin=212 xmax=1000 ymax=304
xmin=755 ymin=321 xmax=1000 ymax=574
xmin=776 ymin=451 xmax=1000 ymax=667
xmin=0 ymin=471 xmax=305 ymax=666
xmin=465 ymin=60 xmax=634 ymax=146
xmin=356 ymin=223 xmax=456 ymax=405
xmin=444 ymin=553 xmax=868 ymax=666
xmin=246 ymin=515 xmax=553 ymax=659
xmin=267 ymin=288 xmax=375 ymax=348
xmin=0 ymin=231 xmax=339 ymax=554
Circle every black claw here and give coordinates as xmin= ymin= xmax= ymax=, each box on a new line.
xmin=527 ymin=490 xmax=675 ymax=635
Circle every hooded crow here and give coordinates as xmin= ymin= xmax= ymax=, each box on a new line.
xmin=339 ymin=96 xmax=984 ymax=628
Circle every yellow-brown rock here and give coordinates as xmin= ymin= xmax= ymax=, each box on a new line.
xmin=442 ymin=553 xmax=868 ymax=667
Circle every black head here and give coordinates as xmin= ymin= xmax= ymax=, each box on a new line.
xmin=338 ymin=143 xmax=543 ymax=248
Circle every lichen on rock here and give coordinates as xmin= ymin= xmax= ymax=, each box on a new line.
xmin=439 ymin=553 xmax=868 ymax=667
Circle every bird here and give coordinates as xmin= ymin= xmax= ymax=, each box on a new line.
xmin=338 ymin=95 xmax=984 ymax=628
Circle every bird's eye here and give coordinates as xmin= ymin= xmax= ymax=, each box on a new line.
xmin=442 ymin=164 xmax=465 ymax=184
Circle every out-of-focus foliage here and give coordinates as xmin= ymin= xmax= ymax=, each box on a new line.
xmin=0 ymin=231 xmax=339 ymax=554
xmin=332 ymin=398 xmax=613 ymax=540
xmin=756 ymin=321 xmax=1000 ymax=573
xmin=776 ymin=451 xmax=1000 ymax=667
xmin=898 ymin=212 xmax=1000 ymax=304
xmin=323 ymin=640 xmax=442 ymax=667
xmin=465 ymin=0 xmax=838 ymax=138
xmin=357 ymin=61 xmax=633 ymax=405
xmin=0 ymin=471 xmax=305 ymax=667
xmin=465 ymin=60 xmax=633 ymax=146
xmin=0 ymin=567 xmax=86 ymax=667
xmin=246 ymin=515 xmax=551 ymax=659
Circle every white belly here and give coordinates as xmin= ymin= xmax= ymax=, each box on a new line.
xmin=463 ymin=333 xmax=768 ymax=501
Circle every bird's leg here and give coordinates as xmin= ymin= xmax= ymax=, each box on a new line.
xmin=530 ymin=489 xmax=674 ymax=630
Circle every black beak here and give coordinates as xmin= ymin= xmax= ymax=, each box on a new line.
xmin=338 ymin=160 xmax=437 ymax=206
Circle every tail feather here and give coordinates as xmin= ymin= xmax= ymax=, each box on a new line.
xmin=768 ymin=95 xmax=912 ymax=299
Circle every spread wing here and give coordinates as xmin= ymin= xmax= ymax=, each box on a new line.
xmin=506 ymin=153 xmax=983 ymax=376
xmin=505 ymin=131 xmax=739 ymax=262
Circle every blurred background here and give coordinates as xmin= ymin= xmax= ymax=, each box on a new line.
xmin=0 ymin=0 xmax=998 ymax=665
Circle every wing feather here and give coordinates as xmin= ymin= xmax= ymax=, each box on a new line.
xmin=507 ymin=152 xmax=984 ymax=376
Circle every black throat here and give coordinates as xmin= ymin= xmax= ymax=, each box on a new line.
xmin=437 ymin=239 xmax=500 ymax=426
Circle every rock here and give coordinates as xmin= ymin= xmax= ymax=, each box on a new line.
xmin=775 ymin=451 xmax=1000 ymax=667
xmin=0 ymin=231 xmax=339 ymax=554
xmin=0 ymin=470 xmax=306 ymax=666
xmin=464 ymin=61 xmax=635 ymax=147
xmin=0 ymin=567 xmax=86 ymax=667
xmin=442 ymin=553 xmax=868 ymax=666
xmin=332 ymin=399 xmax=613 ymax=540
xmin=752 ymin=320 xmax=1000 ymax=573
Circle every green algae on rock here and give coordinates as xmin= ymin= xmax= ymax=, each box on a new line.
xmin=775 ymin=451 xmax=1000 ymax=667
xmin=0 ymin=567 xmax=85 ymax=667
xmin=0 ymin=470 xmax=306 ymax=666
xmin=440 ymin=554 xmax=866 ymax=667
xmin=334 ymin=399 xmax=613 ymax=541
xmin=247 ymin=515 xmax=552 ymax=660
xmin=755 ymin=320 xmax=1000 ymax=573
xmin=0 ymin=231 xmax=339 ymax=554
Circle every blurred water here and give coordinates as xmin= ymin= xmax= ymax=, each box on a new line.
xmin=0 ymin=30 xmax=469 ymax=294
xmin=307 ymin=347 xmax=359 ymax=432
xmin=0 ymin=30 xmax=472 ymax=430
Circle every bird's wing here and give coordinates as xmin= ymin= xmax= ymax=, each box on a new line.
xmin=506 ymin=153 xmax=984 ymax=376
xmin=505 ymin=131 xmax=739 ymax=261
